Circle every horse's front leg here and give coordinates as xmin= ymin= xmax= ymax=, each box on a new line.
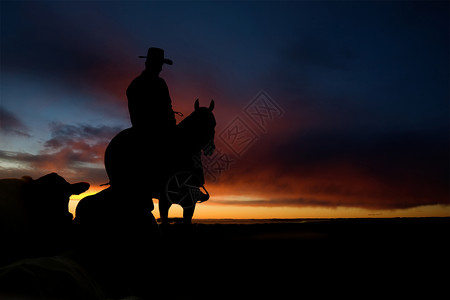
xmin=183 ymin=204 xmax=195 ymax=225
xmin=158 ymin=196 xmax=172 ymax=225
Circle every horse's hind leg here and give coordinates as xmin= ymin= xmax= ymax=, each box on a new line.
xmin=159 ymin=197 xmax=172 ymax=225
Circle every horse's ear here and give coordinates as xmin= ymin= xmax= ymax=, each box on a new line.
xmin=194 ymin=99 xmax=200 ymax=111
xmin=209 ymin=100 xmax=215 ymax=112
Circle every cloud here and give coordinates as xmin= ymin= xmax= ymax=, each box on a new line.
xmin=0 ymin=151 xmax=109 ymax=187
xmin=285 ymin=35 xmax=357 ymax=71
xmin=209 ymin=126 xmax=449 ymax=210
xmin=1 ymin=2 xmax=137 ymax=112
xmin=41 ymin=122 xmax=122 ymax=168
xmin=45 ymin=122 xmax=120 ymax=150
xmin=0 ymin=123 xmax=122 ymax=184
xmin=0 ymin=106 xmax=31 ymax=137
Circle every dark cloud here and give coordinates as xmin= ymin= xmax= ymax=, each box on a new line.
xmin=0 ymin=153 xmax=108 ymax=187
xmin=269 ymin=1 xmax=449 ymax=135
xmin=1 ymin=1 xmax=136 ymax=110
xmin=45 ymin=122 xmax=121 ymax=150
xmin=285 ymin=35 xmax=357 ymax=71
xmin=212 ymin=126 xmax=449 ymax=210
xmin=0 ymin=106 xmax=31 ymax=137
xmin=214 ymin=197 xmax=339 ymax=208
xmin=0 ymin=150 xmax=36 ymax=165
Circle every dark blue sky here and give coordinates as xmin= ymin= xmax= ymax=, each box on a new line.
xmin=1 ymin=1 xmax=448 ymax=214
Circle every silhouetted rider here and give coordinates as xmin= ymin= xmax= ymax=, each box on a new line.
xmin=127 ymin=47 xmax=176 ymax=135
xmin=125 ymin=47 xmax=209 ymax=224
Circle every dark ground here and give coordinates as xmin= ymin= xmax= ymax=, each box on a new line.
xmin=1 ymin=217 xmax=449 ymax=299
xmin=158 ymin=217 xmax=449 ymax=299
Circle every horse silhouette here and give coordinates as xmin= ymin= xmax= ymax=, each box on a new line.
xmin=104 ymin=99 xmax=216 ymax=224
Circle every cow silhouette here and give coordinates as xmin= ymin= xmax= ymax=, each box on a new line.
xmin=0 ymin=173 xmax=89 ymax=263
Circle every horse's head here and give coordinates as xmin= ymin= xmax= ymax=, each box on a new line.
xmin=194 ymin=99 xmax=216 ymax=155
xmin=180 ymin=99 xmax=216 ymax=156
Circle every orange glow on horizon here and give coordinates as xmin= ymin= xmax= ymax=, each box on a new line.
xmin=70 ymin=188 xmax=450 ymax=220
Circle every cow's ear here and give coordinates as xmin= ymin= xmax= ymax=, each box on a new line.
xmin=70 ymin=182 xmax=90 ymax=195
xmin=21 ymin=176 xmax=33 ymax=183
xmin=194 ymin=99 xmax=200 ymax=111
xmin=209 ymin=100 xmax=215 ymax=112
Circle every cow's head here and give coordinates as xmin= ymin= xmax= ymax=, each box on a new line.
xmin=27 ymin=173 xmax=90 ymax=215
xmin=31 ymin=173 xmax=89 ymax=197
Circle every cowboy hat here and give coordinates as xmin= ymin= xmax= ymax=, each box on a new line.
xmin=138 ymin=47 xmax=173 ymax=65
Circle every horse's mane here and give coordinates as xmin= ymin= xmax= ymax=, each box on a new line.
xmin=178 ymin=107 xmax=216 ymax=131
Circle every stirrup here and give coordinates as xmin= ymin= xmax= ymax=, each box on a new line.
xmin=166 ymin=171 xmax=209 ymax=207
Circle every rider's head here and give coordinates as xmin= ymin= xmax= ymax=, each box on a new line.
xmin=145 ymin=60 xmax=164 ymax=76
xmin=140 ymin=47 xmax=173 ymax=76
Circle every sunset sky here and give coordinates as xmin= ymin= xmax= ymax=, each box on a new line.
xmin=1 ymin=1 xmax=449 ymax=219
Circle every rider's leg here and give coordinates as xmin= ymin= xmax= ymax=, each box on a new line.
xmin=159 ymin=198 xmax=171 ymax=224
